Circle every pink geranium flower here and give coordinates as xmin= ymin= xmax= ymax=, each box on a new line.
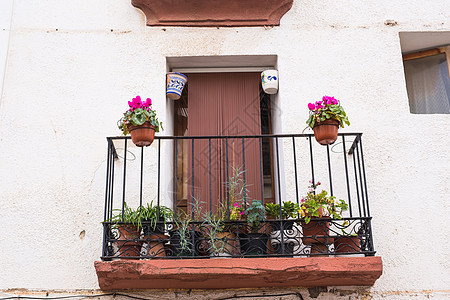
xmin=308 ymin=103 xmax=315 ymax=110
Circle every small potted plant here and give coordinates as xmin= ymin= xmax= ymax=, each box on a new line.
xmin=265 ymin=201 xmax=299 ymax=231
xmin=107 ymin=202 xmax=143 ymax=259
xmin=265 ymin=201 xmax=299 ymax=255
xmin=140 ymin=201 xmax=173 ymax=235
xmin=169 ymin=197 xmax=204 ymax=257
xmin=306 ymin=95 xmax=350 ymax=145
xmin=118 ymin=95 xmax=163 ymax=147
xmin=299 ymin=181 xmax=348 ymax=246
xmin=239 ymin=200 xmax=268 ymax=256
xmin=225 ymin=167 xmax=250 ymax=233
xmin=203 ymin=207 xmax=236 ymax=258
xmin=140 ymin=201 xmax=173 ymax=258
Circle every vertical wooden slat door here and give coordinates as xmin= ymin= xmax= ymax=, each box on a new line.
xmin=187 ymin=72 xmax=262 ymax=215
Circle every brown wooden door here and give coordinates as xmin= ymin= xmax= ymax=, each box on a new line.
xmin=186 ymin=72 xmax=262 ymax=215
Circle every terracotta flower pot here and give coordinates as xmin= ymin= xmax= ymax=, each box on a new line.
xmin=334 ymin=236 xmax=360 ymax=253
xmin=128 ymin=122 xmax=156 ymax=147
xmin=116 ymin=225 xmax=142 ymax=258
xmin=312 ymin=118 xmax=340 ymax=145
xmin=300 ymin=217 xmax=331 ymax=245
xmin=210 ymin=231 xmax=236 ymax=257
xmin=141 ymin=233 xmax=169 ymax=258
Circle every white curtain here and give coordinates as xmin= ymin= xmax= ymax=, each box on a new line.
xmin=404 ymin=53 xmax=450 ymax=114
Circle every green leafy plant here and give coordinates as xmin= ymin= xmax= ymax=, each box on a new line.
xmin=265 ymin=201 xmax=300 ymax=219
xmin=140 ymin=201 xmax=174 ymax=232
xmin=265 ymin=202 xmax=280 ymax=219
xmin=306 ymin=95 xmax=350 ymax=129
xmin=282 ymin=201 xmax=300 ymax=219
xmin=107 ymin=202 xmax=143 ymax=229
xmin=118 ymin=95 xmax=163 ymax=135
xmin=245 ymin=200 xmax=266 ymax=232
xmin=299 ymin=181 xmax=348 ymax=224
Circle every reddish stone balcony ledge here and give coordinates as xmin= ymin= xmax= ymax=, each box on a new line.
xmin=131 ymin=0 xmax=293 ymax=27
xmin=95 ymin=256 xmax=383 ymax=290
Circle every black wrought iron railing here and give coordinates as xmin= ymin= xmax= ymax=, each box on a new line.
xmin=101 ymin=133 xmax=375 ymax=260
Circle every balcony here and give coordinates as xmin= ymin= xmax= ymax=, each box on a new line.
xmin=94 ymin=133 xmax=382 ymax=290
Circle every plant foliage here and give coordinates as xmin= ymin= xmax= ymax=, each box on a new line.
xmin=299 ymin=181 xmax=348 ymax=224
xmin=265 ymin=201 xmax=300 ymax=219
xmin=140 ymin=201 xmax=173 ymax=231
xmin=245 ymin=200 xmax=266 ymax=231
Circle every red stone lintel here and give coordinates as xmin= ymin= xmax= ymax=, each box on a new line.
xmin=131 ymin=0 xmax=294 ymax=27
xmin=95 ymin=256 xmax=383 ymax=290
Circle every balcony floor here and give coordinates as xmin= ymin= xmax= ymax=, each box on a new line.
xmin=95 ymin=256 xmax=382 ymax=290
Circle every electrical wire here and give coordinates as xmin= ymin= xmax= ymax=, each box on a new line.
xmin=0 ymin=291 xmax=305 ymax=300
xmin=215 ymin=292 xmax=305 ymax=299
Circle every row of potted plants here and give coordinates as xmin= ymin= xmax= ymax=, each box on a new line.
xmin=106 ymin=178 xmax=359 ymax=259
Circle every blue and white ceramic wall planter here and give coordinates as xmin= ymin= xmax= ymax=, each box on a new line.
xmin=261 ymin=70 xmax=278 ymax=94
xmin=166 ymin=72 xmax=188 ymax=100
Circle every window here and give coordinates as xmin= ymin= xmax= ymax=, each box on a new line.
xmin=399 ymin=32 xmax=450 ymax=114
xmin=403 ymin=47 xmax=450 ymax=114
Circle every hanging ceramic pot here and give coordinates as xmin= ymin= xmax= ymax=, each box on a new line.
xmin=166 ymin=72 xmax=188 ymax=100
xmin=261 ymin=70 xmax=278 ymax=94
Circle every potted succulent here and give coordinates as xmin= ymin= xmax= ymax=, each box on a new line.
xmin=118 ymin=95 xmax=163 ymax=147
xmin=299 ymin=181 xmax=348 ymax=246
xmin=140 ymin=202 xmax=173 ymax=258
xmin=239 ymin=200 xmax=268 ymax=256
xmin=107 ymin=203 xmax=143 ymax=259
xmin=265 ymin=201 xmax=299 ymax=231
xmin=306 ymin=95 xmax=350 ymax=145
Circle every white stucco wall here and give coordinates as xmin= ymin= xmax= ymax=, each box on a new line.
xmin=0 ymin=0 xmax=449 ymax=299
xmin=0 ymin=0 xmax=14 ymax=105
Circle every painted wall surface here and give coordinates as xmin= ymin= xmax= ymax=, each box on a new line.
xmin=0 ymin=0 xmax=449 ymax=299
